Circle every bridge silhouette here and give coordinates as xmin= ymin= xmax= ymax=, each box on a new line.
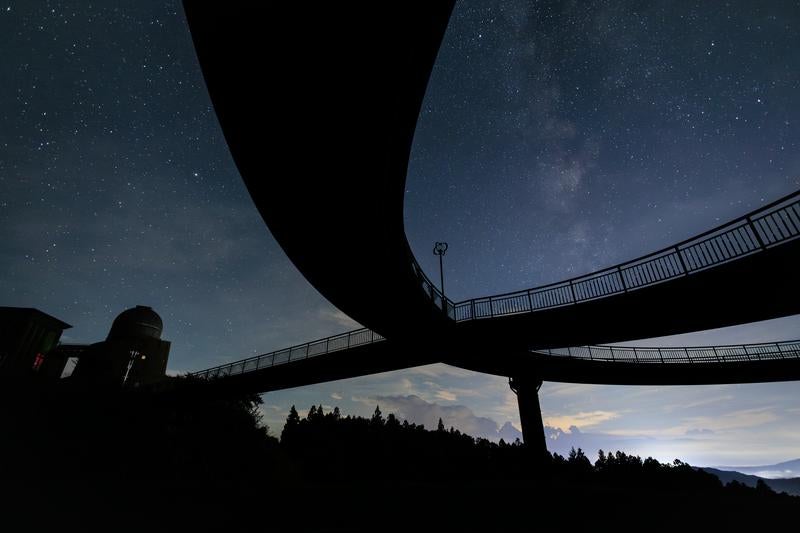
xmin=182 ymin=3 xmax=800 ymax=459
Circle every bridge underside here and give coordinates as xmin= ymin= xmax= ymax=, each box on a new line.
xmin=184 ymin=3 xmax=456 ymax=339
xmin=185 ymin=3 xmax=800 ymax=454
xmin=186 ymin=3 xmax=800 ymax=354
xmin=195 ymin=343 xmax=800 ymax=398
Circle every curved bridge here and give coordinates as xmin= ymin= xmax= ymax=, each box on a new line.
xmin=184 ymin=3 xmax=800 ymax=354
xmin=190 ymin=336 xmax=800 ymax=394
xmin=183 ymin=3 xmax=800 ymax=452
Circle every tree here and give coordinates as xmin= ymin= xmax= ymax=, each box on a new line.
xmin=307 ymin=405 xmax=317 ymax=420
xmin=756 ymin=479 xmax=775 ymax=495
xmin=281 ymin=405 xmax=301 ymax=442
xmin=370 ymin=405 xmax=383 ymax=426
xmin=332 ymin=406 xmax=341 ymax=420
xmin=437 ymin=418 xmax=445 ymax=432
xmin=386 ymin=413 xmax=400 ymax=428
xmin=286 ymin=405 xmax=300 ymax=426
xmin=567 ymin=447 xmax=592 ymax=475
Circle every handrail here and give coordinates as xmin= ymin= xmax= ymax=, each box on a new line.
xmin=410 ymin=256 xmax=455 ymax=319
xmin=191 ymin=190 xmax=800 ymax=381
xmin=535 ymin=340 xmax=800 ymax=364
xmin=190 ymin=336 xmax=800 ymax=382
xmin=188 ymin=327 xmax=385 ymax=380
xmin=446 ymin=189 xmax=800 ymax=321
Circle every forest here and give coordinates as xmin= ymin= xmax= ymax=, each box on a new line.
xmin=0 ymin=380 xmax=796 ymax=531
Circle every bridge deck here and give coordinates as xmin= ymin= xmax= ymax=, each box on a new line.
xmin=191 ymin=336 xmax=800 ymax=393
xmin=185 ymin=5 xmax=800 ymax=389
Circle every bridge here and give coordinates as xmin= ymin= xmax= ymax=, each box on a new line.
xmin=182 ymin=3 xmax=800 ymax=459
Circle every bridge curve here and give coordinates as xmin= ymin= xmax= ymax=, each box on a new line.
xmin=190 ymin=336 xmax=800 ymax=394
xmin=184 ymin=4 xmax=800 ymax=368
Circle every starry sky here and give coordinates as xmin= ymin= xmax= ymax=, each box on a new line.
xmin=2 ymin=1 xmax=799 ymax=468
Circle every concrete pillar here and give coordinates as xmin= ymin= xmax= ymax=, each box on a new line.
xmin=509 ymin=376 xmax=548 ymax=462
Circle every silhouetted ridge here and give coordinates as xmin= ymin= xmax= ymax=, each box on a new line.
xmin=4 ymin=387 xmax=797 ymax=531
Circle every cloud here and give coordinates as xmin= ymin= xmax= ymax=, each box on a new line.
xmin=543 ymin=410 xmax=620 ymax=431
xmin=407 ymin=364 xmax=476 ymax=379
xmin=435 ymin=390 xmax=458 ymax=402
xmin=330 ymin=392 xmax=342 ymax=400
xmin=683 ymin=407 xmax=779 ymax=432
xmin=685 ymin=428 xmax=715 ymax=435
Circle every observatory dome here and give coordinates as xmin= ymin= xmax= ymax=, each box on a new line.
xmin=106 ymin=305 xmax=163 ymax=340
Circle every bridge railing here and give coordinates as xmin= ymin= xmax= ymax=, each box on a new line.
xmin=190 ymin=328 xmax=385 ymax=380
xmin=411 ymin=258 xmax=455 ymax=319
xmin=536 ymin=340 xmax=800 ymax=364
xmin=451 ymin=190 xmax=800 ymax=321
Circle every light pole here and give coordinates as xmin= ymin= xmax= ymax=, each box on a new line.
xmin=433 ymin=241 xmax=448 ymax=302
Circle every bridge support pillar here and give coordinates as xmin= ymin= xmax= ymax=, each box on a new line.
xmin=509 ymin=376 xmax=547 ymax=463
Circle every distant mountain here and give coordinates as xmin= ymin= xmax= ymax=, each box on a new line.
xmin=702 ymin=467 xmax=800 ymax=497
xmin=713 ymin=458 xmax=800 ymax=479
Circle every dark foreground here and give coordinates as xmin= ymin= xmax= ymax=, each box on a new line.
xmin=1 ymin=380 xmax=796 ymax=532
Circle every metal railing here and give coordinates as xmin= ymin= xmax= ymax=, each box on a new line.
xmin=449 ymin=189 xmax=800 ymax=321
xmin=411 ymin=257 xmax=455 ymax=319
xmin=190 ymin=328 xmax=385 ymax=380
xmin=535 ymin=340 xmax=800 ymax=364
xmin=190 ymin=335 xmax=800 ymax=382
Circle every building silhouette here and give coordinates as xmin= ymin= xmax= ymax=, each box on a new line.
xmin=0 ymin=305 xmax=169 ymax=387
xmin=0 ymin=307 xmax=71 ymax=382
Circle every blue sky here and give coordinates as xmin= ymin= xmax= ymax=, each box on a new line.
xmin=1 ymin=1 xmax=798 ymax=469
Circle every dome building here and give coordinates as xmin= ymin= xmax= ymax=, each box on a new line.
xmin=71 ymin=306 xmax=171 ymax=386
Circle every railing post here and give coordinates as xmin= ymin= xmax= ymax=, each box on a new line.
xmin=470 ymin=299 xmax=475 ymax=320
xmin=658 ymin=348 xmax=663 ymax=363
xmin=747 ymin=344 xmax=760 ymax=361
xmin=347 ymin=334 xmax=351 ymax=349
xmin=713 ymin=347 xmax=719 ymax=363
xmin=617 ymin=267 xmax=628 ymax=292
xmin=675 ymin=247 xmax=689 ymax=275
xmin=527 ymin=290 xmax=533 ymax=311
xmin=567 ymin=346 xmax=573 ymax=358
xmin=747 ymin=217 xmax=767 ymax=249
xmin=326 ymin=337 xmax=330 ymax=353
xmin=776 ymin=343 xmax=786 ymax=360
xmin=569 ymin=281 xmax=577 ymax=304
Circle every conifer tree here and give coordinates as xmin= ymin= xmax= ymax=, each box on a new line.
xmin=281 ymin=405 xmax=301 ymax=443
xmin=370 ymin=405 xmax=383 ymax=426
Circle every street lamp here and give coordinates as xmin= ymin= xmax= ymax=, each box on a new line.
xmin=433 ymin=241 xmax=448 ymax=301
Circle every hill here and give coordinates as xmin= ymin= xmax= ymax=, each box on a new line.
xmin=713 ymin=458 xmax=800 ymax=478
xmin=702 ymin=467 xmax=800 ymax=496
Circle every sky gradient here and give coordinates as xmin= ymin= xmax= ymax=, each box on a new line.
xmin=1 ymin=1 xmax=798 ymax=468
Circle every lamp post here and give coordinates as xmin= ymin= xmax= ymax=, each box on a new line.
xmin=433 ymin=241 xmax=448 ymax=302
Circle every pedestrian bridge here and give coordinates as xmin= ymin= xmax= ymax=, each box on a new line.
xmin=182 ymin=2 xmax=800 ymax=452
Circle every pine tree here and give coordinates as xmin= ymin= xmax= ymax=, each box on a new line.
xmin=281 ymin=405 xmax=301 ymax=443
xmin=370 ymin=405 xmax=383 ymax=426
xmin=437 ymin=418 xmax=445 ymax=432
xmin=287 ymin=405 xmax=300 ymax=426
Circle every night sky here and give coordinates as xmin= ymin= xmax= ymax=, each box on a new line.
xmin=2 ymin=1 xmax=799 ymax=467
